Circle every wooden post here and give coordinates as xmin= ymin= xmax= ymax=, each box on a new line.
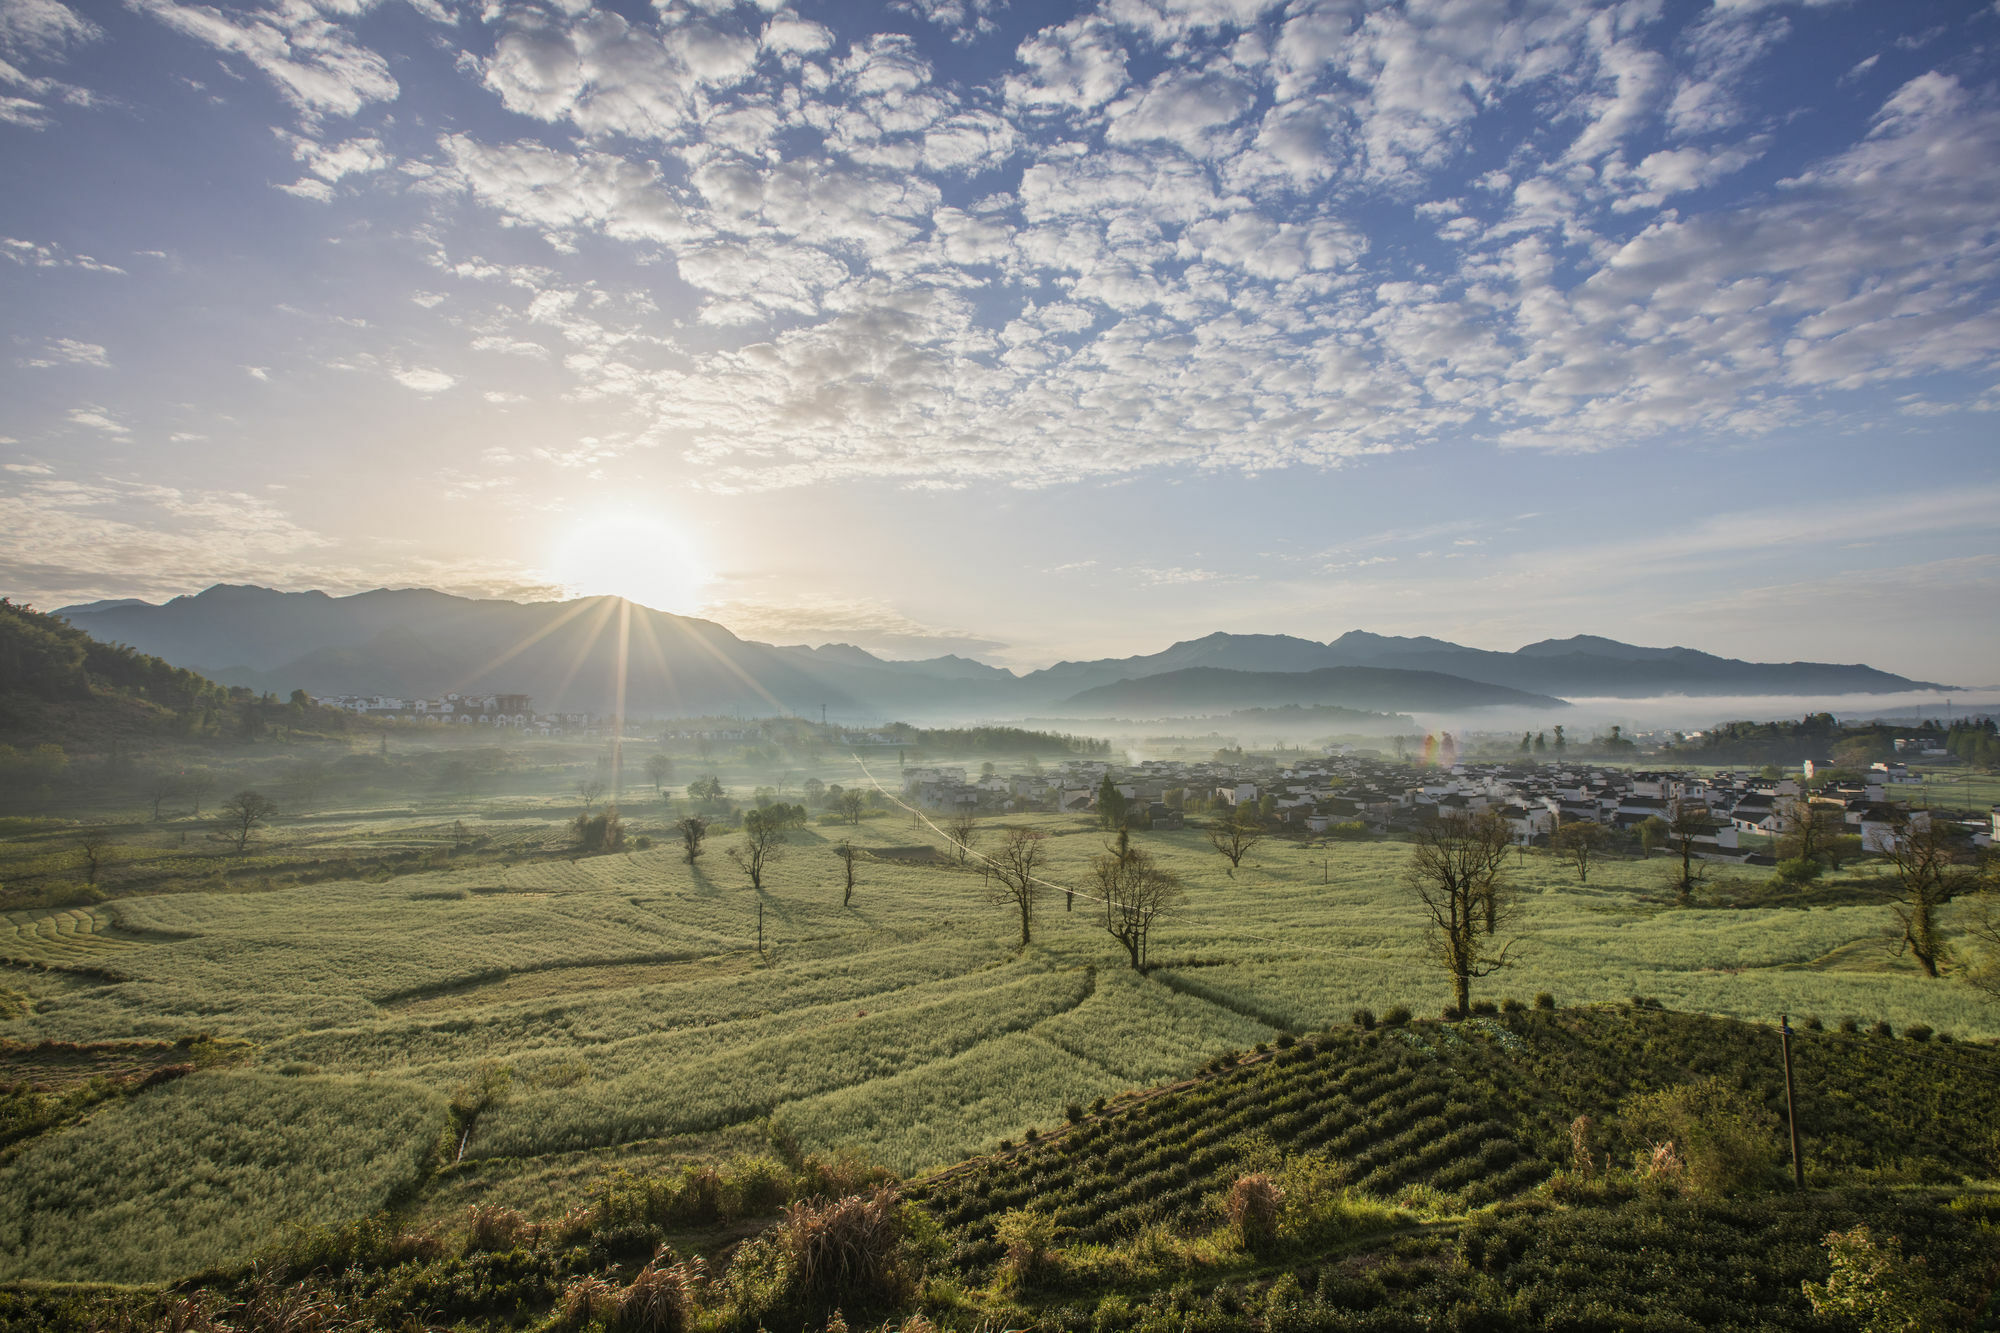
xmin=1779 ymin=1015 xmax=1804 ymax=1188
xmin=757 ymin=899 xmax=764 ymax=955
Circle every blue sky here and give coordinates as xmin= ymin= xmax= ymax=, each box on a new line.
xmin=2 ymin=0 xmax=1997 ymax=680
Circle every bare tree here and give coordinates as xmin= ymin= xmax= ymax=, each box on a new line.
xmin=835 ymin=839 xmax=858 ymax=907
xmin=728 ymin=807 xmax=786 ymax=892
xmin=1205 ymin=806 xmax=1266 ymax=876
xmin=1405 ymin=809 xmax=1516 ymax=1015
xmin=141 ymin=770 xmax=179 ymax=822
xmin=944 ymin=809 xmax=980 ymax=866
xmin=1094 ymin=836 xmax=1182 ymax=970
xmin=215 ymin=790 xmax=279 ymax=852
xmin=989 ymin=826 xmax=1048 ymax=946
xmin=577 ymin=778 xmax=607 ymax=814
xmin=1965 ymin=859 xmax=2000 ymax=998
xmin=1552 ymin=820 xmax=1610 ymax=884
xmin=1880 ymin=810 xmax=1969 ymax=978
xmin=182 ymin=768 xmax=216 ymax=818
xmin=675 ymin=814 xmax=709 ymax=865
xmin=1666 ymin=799 xmax=1713 ymax=906
xmin=836 ymin=790 xmax=866 ymax=826
xmin=74 ymin=829 xmax=111 ymax=885
xmin=1778 ymin=795 xmax=1838 ymax=868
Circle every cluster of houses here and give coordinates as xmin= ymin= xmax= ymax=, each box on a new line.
xmin=311 ymin=691 xmax=608 ymax=736
xmin=905 ymin=755 xmax=1999 ymax=858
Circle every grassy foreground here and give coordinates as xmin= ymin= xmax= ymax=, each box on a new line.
xmin=4 ymin=803 xmax=1999 ymax=1289
xmin=1 ymin=1004 xmax=1994 ymax=1331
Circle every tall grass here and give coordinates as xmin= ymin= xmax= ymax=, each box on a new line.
xmin=0 ymin=1071 xmax=444 ymax=1283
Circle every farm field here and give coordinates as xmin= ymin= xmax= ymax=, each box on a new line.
xmin=4 ymin=766 xmax=1999 ymax=1288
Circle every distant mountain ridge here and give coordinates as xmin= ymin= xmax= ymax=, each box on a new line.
xmin=46 ymin=584 xmax=1950 ymax=721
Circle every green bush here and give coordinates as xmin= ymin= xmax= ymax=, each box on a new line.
xmin=1620 ymin=1077 xmax=1782 ymax=1198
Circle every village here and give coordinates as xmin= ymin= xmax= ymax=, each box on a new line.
xmin=901 ymin=752 xmax=1999 ymax=860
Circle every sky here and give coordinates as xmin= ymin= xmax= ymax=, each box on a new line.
xmin=1 ymin=0 xmax=1997 ymax=682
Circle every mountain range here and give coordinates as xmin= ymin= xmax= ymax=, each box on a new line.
xmin=49 ymin=585 xmax=1948 ymax=722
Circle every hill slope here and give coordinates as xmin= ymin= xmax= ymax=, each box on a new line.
xmin=14 ymin=1006 xmax=1997 ymax=1331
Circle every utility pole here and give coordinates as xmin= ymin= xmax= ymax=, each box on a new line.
xmin=1779 ymin=1014 xmax=1804 ymax=1188
xmin=757 ymin=900 xmax=764 ymax=956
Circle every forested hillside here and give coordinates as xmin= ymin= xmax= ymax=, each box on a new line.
xmin=0 ymin=600 xmax=364 ymax=751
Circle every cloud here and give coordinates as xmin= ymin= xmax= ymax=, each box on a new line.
xmin=1 ymin=0 xmax=99 ymax=55
xmin=24 ymin=337 xmax=108 ymax=367
xmin=1 ymin=235 xmax=123 ymax=272
xmin=128 ymin=0 xmax=397 ymax=121
xmin=1105 ymin=63 xmax=1256 ymax=158
xmin=704 ymin=592 xmax=1009 ymax=660
xmin=440 ymin=133 xmax=696 ymax=247
xmin=66 ymin=404 xmax=128 ymax=434
xmin=391 ymin=366 xmax=455 ymax=392
xmin=0 ymin=473 xmax=338 ymax=606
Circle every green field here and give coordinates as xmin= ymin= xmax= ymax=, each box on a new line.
xmin=4 ymin=765 xmax=1998 ymax=1287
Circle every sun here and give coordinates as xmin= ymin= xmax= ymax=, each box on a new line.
xmin=544 ymin=510 xmax=713 ymax=615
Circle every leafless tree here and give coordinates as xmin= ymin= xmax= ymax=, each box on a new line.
xmin=675 ymin=814 xmax=709 ymax=865
xmin=143 ymin=770 xmax=179 ymax=822
xmin=289 ymin=759 xmax=329 ymax=812
xmin=1880 ymin=810 xmax=1970 ymax=978
xmin=1777 ymin=795 xmax=1839 ymax=868
xmin=835 ymin=840 xmax=858 ymax=907
xmin=944 ymin=809 xmax=980 ymax=866
xmin=1205 ymin=806 xmax=1265 ymax=876
xmin=1405 ymin=809 xmax=1516 ymax=1015
xmin=182 ymin=768 xmax=215 ymax=817
xmin=215 ymin=789 xmax=279 ymax=852
xmin=728 ymin=806 xmax=786 ymax=892
xmin=1093 ymin=836 xmax=1182 ymax=970
xmin=837 ymin=790 xmax=866 ymax=826
xmin=1552 ymin=819 xmax=1610 ymax=885
xmin=74 ymin=829 xmax=111 ymax=885
xmin=577 ymin=778 xmax=607 ymax=814
xmin=1666 ymin=799 xmax=1713 ymax=906
xmin=989 ymin=826 xmax=1048 ymax=946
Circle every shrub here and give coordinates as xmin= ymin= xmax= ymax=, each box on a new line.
xmin=1801 ymin=1015 xmax=1823 ymax=1031
xmin=1775 ymin=857 xmax=1823 ymax=885
xmin=1382 ymin=1006 xmax=1412 ymax=1027
xmin=1839 ymin=1017 xmax=1860 ymax=1034
xmin=1224 ymin=1174 xmax=1282 ymax=1253
xmin=1620 ymin=1077 xmax=1781 ymax=1198
xmin=1441 ymin=1007 xmax=1463 ymax=1022
xmin=1904 ymin=1024 xmax=1933 ymax=1043
xmin=1351 ymin=1008 xmax=1376 ymax=1030
xmin=1535 ymin=992 xmax=1555 ymax=1010
xmin=616 ymin=1254 xmax=697 ymax=1333
xmin=1023 ymin=1127 xmax=1039 ymax=1144
xmin=1802 ymin=1225 xmax=1948 ymax=1331
xmin=1501 ymin=997 xmax=1525 ymax=1014
xmin=1470 ymin=1000 xmax=1498 ymax=1016
xmin=633 ymin=835 xmax=653 ymax=851
xmin=1090 ymin=1096 xmax=1107 ymax=1114
xmin=1064 ymin=1103 xmax=1083 ymax=1123
xmin=996 ymin=1139 xmax=1014 ymax=1154
xmin=1872 ymin=1020 xmax=1894 ymax=1039
xmin=769 ymin=1187 xmax=912 ymax=1316
xmin=1275 ymin=1033 xmax=1295 ymax=1049
xmin=993 ymin=1208 xmax=1059 ymax=1287
xmin=556 ymin=1276 xmax=619 ymax=1330
xmin=464 ymin=1204 xmax=533 ymax=1254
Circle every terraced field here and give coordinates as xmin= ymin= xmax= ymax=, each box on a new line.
xmin=1 ymin=806 xmax=1997 ymax=1287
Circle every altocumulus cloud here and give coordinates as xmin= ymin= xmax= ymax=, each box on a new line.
xmin=66 ymin=0 xmax=2000 ymax=493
